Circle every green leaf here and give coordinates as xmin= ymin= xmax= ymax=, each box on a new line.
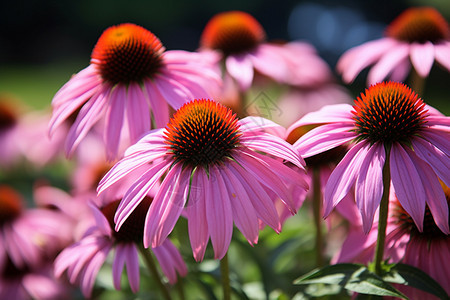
xmin=294 ymin=264 xmax=408 ymax=299
xmin=384 ymin=263 xmax=450 ymax=300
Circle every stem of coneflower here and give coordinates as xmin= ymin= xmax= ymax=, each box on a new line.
xmin=220 ymin=252 xmax=231 ymax=300
xmin=312 ymin=168 xmax=324 ymax=267
xmin=409 ymin=68 xmax=426 ymax=97
xmin=139 ymin=245 xmax=173 ymax=300
xmin=373 ymin=146 xmax=391 ymax=276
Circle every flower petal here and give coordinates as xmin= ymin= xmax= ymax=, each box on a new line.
xmin=206 ymin=166 xmax=233 ymax=259
xmin=104 ymin=85 xmax=126 ymax=159
xmin=124 ymin=243 xmax=140 ymax=293
xmin=367 ymin=43 xmax=409 ymax=85
xmin=390 ymin=144 xmax=426 ymax=231
xmin=226 ymin=54 xmax=254 ymax=91
xmin=410 ymin=42 xmax=435 ymax=77
xmin=421 ymin=129 xmax=450 ymax=157
xmin=127 ymin=83 xmax=151 ymax=143
xmin=324 ymin=142 xmax=370 ymax=217
xmin=354 ymin=143 xmax=385 ymax=233
xmin=112 ymin=244 xmax=127 ymax=291
xmin=144 ymin=80 xmax=170 ymax=128
xmin=287 ymin=104 xmax=354 ymax=130
xmin=434 ymin=42 xmax=450 ymax=71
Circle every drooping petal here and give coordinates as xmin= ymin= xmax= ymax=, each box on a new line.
xmin=248 ymin=44 xmax=289 ymax=83
xmin=420 ymin=129 xmax=450 ymax=157
xmin=124 ymin=243 xmax=140 ymax=293
xmin=324 ymin=142 xmax=370 ymax=217
xmin=390 ymin=144 xmax=426 ymax=231
xmin=205 ymin=166 xmax=233 ymax=259
xmin=144 ymin=80 xmax=170 ymax=128
xmin=227 ymin=160 xmax=281 ymax=232
xmin=64 ymin=83 xmax=112 ymax=156
xmin=354 ymin=143 xmax=386 ymax=233
xmin=186 ymin=168 xmax=209 ymax=261
xmin=154 ymin=74 xmax=191 ymax=109
xmin=112 ymin=244 xmax=127 ymax=291
xmin=221 ymin=165 xmax=259 ymax=245
xmin=239 ymin=116 xmax=286 ymax=137
xmin=145 ymin=164 xmax=190 ymax=248
xmin=79 ymin=241 xmax=111 ymax=298
xmin=225 ymin=54 xmax=254 ymax=91
xmin=104 ymin=85 xmax=126 ymax=159
xmin=293 ymin=123 xmax=357 ymax=158
xmin=126 ymin=83 xmax=151 ymax=143
xmin=410 ymin=42 xmax=435 ymax=77
xmin=412 ymin=137 xmax=450 ymax=187
xmin=434 ymin=42 xmax=450 ymax=71
xmin=367 ymin=43 xmax=410 ymax=85
xmin=287 ymin=104 xmax=354 ymax=130
xmin=114 ymin=159 xmax=171 ymax=230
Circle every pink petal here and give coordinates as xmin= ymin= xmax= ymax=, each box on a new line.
xmin=354 ymin=143 xmax=386 ymax=233
xmin=287 ymin=104 xmax=354 ymax=130
xmin=104 ymin=85 xmax=126 ymax=160
xmin=153 ymin=239 xmax=187 ymax=282
xmin=126 ymin=83 xmax=151 ymax=143
xmin=227 ymin=161 xmax=281 ymax=232
xmin=367 ymin=43 xmax=410 ymax=85
xmin=412 ymin=137 xmax=450 ymax=187
xmin=64 ymin=83 xmax=112 ymax=156
xmin=124 ymin=243 xmax=140 ymax=293
xmin=206 ymin=166 xmax=234 ymax=259
xmin=324 ymin=142 xmax=370 ymax=217
xmin=186 ymin=168 xmax=209 ymax=261
xmin=112 ymin=244 xmax=127 ymax=290
xmin=421 ymin=129 xmax=450 ymax=157
xmin=239 ymin=116 xmax=286 ymax=137
xmin=154 ymin=74 xmax=192 ymax=109
xmin=293 ymin=123 xmax=357 ymax=158
xmin=79 ymin=242 xmax=110 ymax=298
xmin=115 ymin=160 xmax=172 ymax=231
xmin=89 ymin=203 xmax=112 ymax=236
xmin=145 ymin=164 xmax=190 ymax=248
xmin=225 ymin=54 xmax=254 ymax=91
xmin=221 ymin=165 xmax=259 ymax=245
xmin=124 ymin=130 xmax=167 ymax=156
xmin=249 ymin=44 xmax=288 ymax=83
xmin=144 ymin=80 xmax=170 ymax=128
xmin=390 ymin=144 xmax=426 ymax=231
xmin=240 ymin=133 xmax=305 ymax=168
xmin=434 ymin=42 xmax=450 ymax=71
xmin=410 ymin=42 xmax=435 ymax=77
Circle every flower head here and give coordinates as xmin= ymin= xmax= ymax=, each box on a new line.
xmin=49 ymin=23 xmax=221 ymax=159
xmin=55 ymin=196 xmax=187 ymax=297
xmin=288 ymin=82 xmax=450 ymax=233
xmin=98 ymin=99 xmax=308 ymax=261
xmin=337 ymin=7 xmax=450 ymax=84
xmin=200 ymin=11 xmax=332 ymax=91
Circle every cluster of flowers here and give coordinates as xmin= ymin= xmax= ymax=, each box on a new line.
xmin=0 ymin=7 xmax=449 ymax=299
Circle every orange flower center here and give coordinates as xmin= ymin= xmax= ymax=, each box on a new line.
xmin=164 ymin=99 xmax=241 ymax=168
xmin=91 ymin=23 xmax=164 ymax=84
xmin=385 ymin=7 xmax=450 ymax=43
xmin=0 ymin=185 xmax=23 ymax=225
xmin=200 ymin=11 xmax=266 ymax=55
xmin=352 ymin=82 xmax=428 ymax=145
xmin=101 ymin=197 xmax=152 ymax=243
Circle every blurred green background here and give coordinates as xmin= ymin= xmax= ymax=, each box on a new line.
xmin=1 ymin=0 xmax=449 ymax=113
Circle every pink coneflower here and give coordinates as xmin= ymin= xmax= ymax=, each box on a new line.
xmin=98 ymin=99 xmax=308 ymax=261
xmin=287 ymin=81 xmax=450 ymax=233
xmin=0 ymin=185 xmax=73 ymax=272
xmin=55 ymin=197 xmax=187 ymax=298
xmin=338 ymin=7 xmax=450 ymax=85
xmin=200 ymin=11 xmax=331 ymax=91
xmin=334 ymin=184 xmax=450 ymax=299
xmin=49 ymin=23 xmax=221 ymax=159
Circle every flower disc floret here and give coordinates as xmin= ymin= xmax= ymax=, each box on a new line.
xmin=352 ymin=82 xmax=428 ymax=145
xmin=91 ymin=23 xmax=164 ymax=84
xmin=201 ymin=11 xmax=266 ymax=55
xmin=164 ymin=99 xmax=241 ymax=168
xmin=386 ymin=7 xmax=450 ymax=43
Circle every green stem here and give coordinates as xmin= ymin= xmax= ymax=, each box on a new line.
xmin=312 ymin=168 xmax=324 ymax=267
xmin=220 ymin=252 xmax=231 ymax=300
xmin=409 ymin=68 xmax=426 ymax=96
xmin=176 ymin=275 xmax=186 ymax=300
xmin=139 ymin=245 xmax=172 ymax=300
xmin=373 ymin=146 xmax=391 ymax=276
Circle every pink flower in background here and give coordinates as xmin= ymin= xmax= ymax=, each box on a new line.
xmin=98 ymin=99 xmax=308 ymax=261
xmin=287 ymin=82 xmax=450 ymax=233
xmin=0 ymin=185 xmax=73 ymax=272
xmin=55 ymin=197 xmax=187 ymax=298
xmin=200 ymin=11 xmax=332 ymax=91
xmin=49 ymin=23 xmax=221 ymax=159
xmin=338 ymin=7 xmax=450 ymax=85
xmin=334 ymin=184 xmax=450 ymax=299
